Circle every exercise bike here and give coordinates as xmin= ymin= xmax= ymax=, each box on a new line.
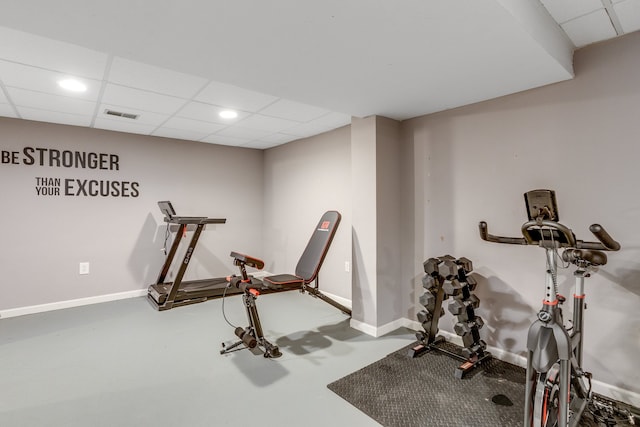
xmin=479 ymin=189 xmax=621 ymax=427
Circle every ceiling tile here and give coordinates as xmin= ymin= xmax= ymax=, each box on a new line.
xmin=201 ymin=134 xmax=252 ymax=146
xmin=17 ymin=106 xmax=92 ymax=127
xmin=0 ymin=26 xmax=108 ymax=79
xmin=257 ymin=133 xmax=299 ymax=145
xmin=214 ymin=126 xmax=273 ymax=140
xmin=614 ymin=0 xmax=640 ymax=33
xmin=7 ymin=87 xmax=96 ymax=116
xmin=151 ymin=127 xmax=212 ymax=141
xmin=0 ymin=3 xmax=615 ymax=149
xmin=160 ymin=116 xmax=227 ymax=134
xmin=315 ymin=112 xmax=352 ymax=127
xmin=242 ymin=140 xmax=281 ymax=150
xmin=108 ymin=57 xmax=208 ymax=98
xmin=0 ymin=60 xmax=101 ymax=100
xmin=281 ymin=123 xmax=326 ymax=139
xmin=102 ymin=83 xmax=187 ymax=115
xmin=97 ymin=103 xmax=169 ymax=126
xmin=283 ymin=112 xmax=351 ymax=138
xmin=236 ymin=114 xmax=300 ymax=132
xmin=94 ymin=117 xmax=158 ymax=135
xmin=195 ymin=81 xmax=278 ymax=112
xmin=0 ymin=103 xmax=18 ymax=118
xmin=561 ymin=9 xmax=618 ymax=47
xmin=540 ymin=0 xmax=603 ymax=24
xmin=258 ymin=99 xmax=330 ymax=122
xmin=177 ymin=101 xmax=251 ymax=123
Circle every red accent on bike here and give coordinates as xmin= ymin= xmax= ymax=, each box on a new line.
xmin=542 ymin=388 xmax=549 ymax=425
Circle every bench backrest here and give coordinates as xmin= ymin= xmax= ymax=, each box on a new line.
xmin=295 ymin=211 xmax=341 ymax=283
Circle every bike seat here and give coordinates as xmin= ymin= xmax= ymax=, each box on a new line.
xmin=230 ymin=251 xmax=265 ymax=270
xmin=562 ymin=249 xmax=607 ymax=267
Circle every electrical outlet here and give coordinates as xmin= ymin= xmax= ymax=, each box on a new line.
xmin=345 ymin=261 xmax=350 ymax=273
xmin=79 ymin=262 xmax=90 ymax=275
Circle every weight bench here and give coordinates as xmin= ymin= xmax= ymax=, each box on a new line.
xmin=220 ymin=210 xmax=351 ymax=358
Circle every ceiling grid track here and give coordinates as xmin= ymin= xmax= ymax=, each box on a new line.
xmin=601 ymin=0 xmax=625 ymax=35
xmin=0 ymin=80 xmax=20 ymax=119
xmin=1 ymin=3 xmax=638 ymax=147
xmin=90 ymin=54 xmax=114 ymax=128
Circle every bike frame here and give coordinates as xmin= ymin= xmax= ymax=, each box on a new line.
xmin=479 ymin=189 xmax=620 ymax=427
xmin=525 ymin=247 xmax=592 ymax=427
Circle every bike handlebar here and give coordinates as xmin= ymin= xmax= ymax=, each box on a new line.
xmin=479 ymin=221 xmax=620 ymax=252
xmin=479 ymin=222 xmax=527 ymax=245
xmin=587 ymin=224 xmax=620 ymax=251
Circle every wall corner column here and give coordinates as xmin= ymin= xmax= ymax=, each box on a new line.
xmin=350 ymin=116 xmax=403 ymax=336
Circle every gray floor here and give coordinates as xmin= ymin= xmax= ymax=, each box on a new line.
xmin=0 ymin=292 xmax=415 ymax=427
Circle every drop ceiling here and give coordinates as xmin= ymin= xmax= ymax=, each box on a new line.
xmin=0 ymin=0 xmax=638 ymax=149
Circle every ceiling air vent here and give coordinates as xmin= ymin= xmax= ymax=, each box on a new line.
xmin=104 ymin=109 xmax=139 ymax=120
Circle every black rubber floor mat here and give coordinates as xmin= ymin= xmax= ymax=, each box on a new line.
xmin=327 ymin=341 xmax=618 ymax=427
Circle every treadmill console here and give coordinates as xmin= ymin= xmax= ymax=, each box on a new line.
xmin=158 ymin=201 xmax=176 ymax=221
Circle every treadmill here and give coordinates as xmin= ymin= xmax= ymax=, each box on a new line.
xmin=147 ymin=201 xmax=242 ymax=311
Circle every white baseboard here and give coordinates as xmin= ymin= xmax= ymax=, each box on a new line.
xmin=350 ymin=317 xmax=410 ymax=338
xmin=591 ymin=380 xmax=640 ymax=408
xmin=0 ymin=289 xmax=147 ymax=319
xmin=349 ymin=318 xmax=378 ymax=336
xmin=1 ymin=288 xmax=350 ymax=320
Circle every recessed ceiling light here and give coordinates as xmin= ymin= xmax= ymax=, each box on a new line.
xmin=58 ymin=78 xmax=87 ymax=92
xmin=219 ymin=110 xmax=238 ymax=119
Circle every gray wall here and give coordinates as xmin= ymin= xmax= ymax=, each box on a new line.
xmin=375 ymin=117 xmax=402 ymax=327
xmin=1 ymin=26 xmax=638 ymax=401
xmin=400 ymin=32 xmax=640 ymax=396
xmin=350 ymin=115 xmax=403 ymax=333
xmin=262 ymin=125 xmax=352 ymax=300
xmin=0 ymin=118 xmax=264 ymax=310
xmin=351 ymin=116 xmax=378 ymax=324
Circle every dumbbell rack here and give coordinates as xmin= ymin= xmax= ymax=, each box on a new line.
xmin=408 ymin=255 xmax=491 ymax=379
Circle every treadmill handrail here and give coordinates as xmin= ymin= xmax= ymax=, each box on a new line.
xmin=165 ymin=216 xmax=226 ymax=225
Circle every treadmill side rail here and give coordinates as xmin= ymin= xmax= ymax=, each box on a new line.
xmin=147 ymin=202 xmax=229 ymax=311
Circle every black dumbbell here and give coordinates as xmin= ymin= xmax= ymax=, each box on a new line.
xmin=468 ymin=294 xmax=480 ymax=309
xmin=448 ymin=298 xmax=465 ymax=316
xmin=457 ymin=257 xmax=473 ymax=273
xmin=417 ymin=310 xmax=433 ymax=323
xmin=454 ymin=321 xmax=472 ymax=337
xmin=443 ymin=279 xmax=463 ymax=296
xmin=465 ymin=274 xmax=478 ymax=291
xmin=475 ymin=316 xmax=484 ymax=330
xmin=421 ymin=274 xmax=436 ymax=290
xmin=464 ymin=341 xmax=487 ymax=357
xmin=419 ymin=291 xmax=436 ymax=311
xmin=461 ymin=345 xmax=482 ymax=359
xmin=423 ymin=258 xmax=441 ymax=276
xmin=438 ymin=259 xmax=458 ymax=279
